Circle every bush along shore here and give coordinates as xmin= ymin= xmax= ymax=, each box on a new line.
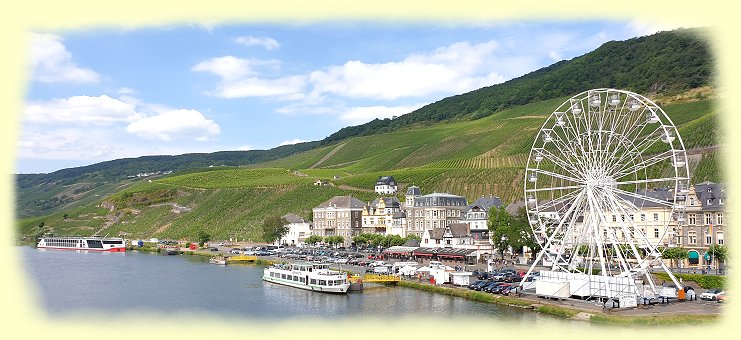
xmin=395 ymin=280 xmax=720 ymax=325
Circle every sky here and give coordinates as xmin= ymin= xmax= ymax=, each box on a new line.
xmin=18 ymin=20 xmax=682 ymax=174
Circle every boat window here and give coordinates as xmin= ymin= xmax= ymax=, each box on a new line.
xmin=310 ymin=279 xmax=317 ymax=284
xmin=319 ymin=280 xmax=326 ymax=286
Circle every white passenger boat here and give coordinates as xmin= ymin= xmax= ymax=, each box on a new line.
xmin=262 ymin=262 xmax=349 ymax=293
xmin=37 ymin=236 xmax=126 ymax=252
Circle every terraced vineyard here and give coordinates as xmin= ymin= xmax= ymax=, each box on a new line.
xmin=16 ymin=93 xmax=721 ymax=243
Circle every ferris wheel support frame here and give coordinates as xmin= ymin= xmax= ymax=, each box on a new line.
xmin=518 ymin=88 xmax=688 ymax=301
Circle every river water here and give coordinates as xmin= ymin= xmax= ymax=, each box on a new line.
xmin=20 ymin=247 xmax=579 ymax=325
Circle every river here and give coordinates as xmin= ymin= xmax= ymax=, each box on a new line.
xmin=20 ymin=247 xmax=581 ymax=325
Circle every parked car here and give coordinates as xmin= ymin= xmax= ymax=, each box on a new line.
xmin=334 ymin=258 xmax=349 ymax=264
xmin=492 ymin=283 xmax=512 ymax=294
xmin=482 ymin=281 xmax=503 ymax=293
xmin=477 ymin=272 xmax=491 ymax=280
xmin=717 ymin=292 xmax=727 ymax=303
xmin=700 ymin=289 xmax=725 ymax=301
xmin=209 ymin=247 xmax=219 ymax=251
xmin=468 ymin=280 xmax=485 ymax=290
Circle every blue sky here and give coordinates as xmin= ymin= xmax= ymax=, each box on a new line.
xmin=19 ymin=20 xmax=680 ymax=174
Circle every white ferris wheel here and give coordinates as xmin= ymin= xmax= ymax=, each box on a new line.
xmin=522 ymin=88 xmax=689 ymax=298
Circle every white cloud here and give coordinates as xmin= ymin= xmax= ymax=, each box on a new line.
xmin=548 ymin=50 xmax=561 ymax=61
xmin=192 ymin=56 xmax=274 ymax=81
xmin=236 ymin=145 xmax=255 ymax=151
xmin=126 ymin=109 xmax=220 ymax=141
xmin=339 ymin=104 xmax=424 ymax=125
xmin=29 ymin=33 xmax=100 ymax=83
xmin=17 ymin=128 xmax=123 ymax=161
xmin=308 ymin=40 xmax=504 ymax=100
xmin=278 ymin=139 xmax=308 ymax=146
xmin=234 ymin=36 xmax=280 ymax=50
xmin=212 ymin=75 xmax=307 ymax=98
xmin=627 ymin=19 xmax=682 ymax=37
xmin=24 ymin=95 xmax=142 ymax=125
xmin=192 ymin=56 xmax=303 ymax=98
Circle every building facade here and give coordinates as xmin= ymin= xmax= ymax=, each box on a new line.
xmin=276 ymin=213 xmax=312 ymax=247
xmin=361 ymin=197 xmax=401 ymax=235
xmin=374 ymin=176 xmax=398 ymax=195
xmin=461 ymin=195 xmax=504 ymax=244
xmin=680 ymin=181 xmax=727 ymax=268
xmin=403 ymin=187 xmax=468 ymax=237
xmin=312 ymin=196 xmax=365 ymax=246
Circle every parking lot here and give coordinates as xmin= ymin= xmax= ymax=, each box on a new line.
xmin=209 ymin=243 xmax=725 ymax=316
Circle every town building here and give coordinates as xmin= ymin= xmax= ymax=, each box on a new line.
xmin=680 ymin=181 xmax=727 ymax=268
xmin=312 ymin=195 xmax=365 ymax=246
xmin=403 ymin=186 xmax=468 ymax=237
xmin=361 ymin=197 xmax=401 ymax=235
xmin=461 ymin=195 xmax=504 ymax=244
xmin=420 ymin=223 xmax=489 ymax=262
xmin=374 ymin=176 xmax=398 ymax=195
xmin=276 ymin=213 xmax=312 ymax=247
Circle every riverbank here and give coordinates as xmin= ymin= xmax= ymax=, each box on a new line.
xmin=395 ymin=280 xmax=721 ymax=325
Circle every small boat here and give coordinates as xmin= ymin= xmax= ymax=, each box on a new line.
xmin=263 ymin=262 xmax=349 ymax=293
xmin=209 ymin=256 xmax=227 ymax=265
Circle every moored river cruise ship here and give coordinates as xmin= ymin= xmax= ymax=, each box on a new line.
xmin=37 ymin=236 xmax=126 ymax=252
xmin=263 ymin=262 xmax=349 ymax=293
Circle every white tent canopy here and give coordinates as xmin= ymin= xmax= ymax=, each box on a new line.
xmin=399 ymin=265 xmax=417 ymax=275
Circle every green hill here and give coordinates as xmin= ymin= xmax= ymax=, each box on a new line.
xmin=16 ymin=92 xmax=720 ymax=243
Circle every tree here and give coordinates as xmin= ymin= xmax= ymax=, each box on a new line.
xmin=325 ymin=235 xmax=344 ymax=247
xmin=488 ymin=206 xmax=512 ymax=259
xmin=404 ymin=234 xmax=421 ymax=241
xmin=305 ymin=235 xmax=323 ymax=246
xmin=261 ymin=216 xmax=289 ymax=244
xmin=197 ymin=230 xmax=211 ymax=247
xmin=353 ymin=234 xmax=370 ymax=248
xmin=660 ymin=247 xmax=688 ymax=268
xmin=708 ymin=244 xmax=728 ymax=270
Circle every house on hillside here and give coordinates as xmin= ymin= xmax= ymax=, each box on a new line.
xmin=375 ymin=176 xmax=398 ymax=195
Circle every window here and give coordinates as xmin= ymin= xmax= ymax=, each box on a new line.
xmin=719 ymin=198 xmax=724 ymax=205
xmin=688 ymin=231 xmax=697 ymax=245
xmin=653 ymin=213 xmax=659 ymax=222
xmin=640 ymin=214 xmax=646 ymax=222
xmin=717 ymin=232 xmax=724 ymax=245
xmin=688 ymin=214 xmax=696 ymax=225
xmin=654 ymin=228 xmax=660 ymax=238
xmin=612 ymin=215 xmax=617 ymax=222
xmin=621 ymin=215 xmax=626 ymax=222
xmin=690 ymin=198 xmax=695 ymax=206
xmin=435 ymin=239 xmax=440 ymax=244
xmin=706 ymin=235 xmax=712 ymax=245
xmin=707 ymin=199 xmax=712 ymax=205
xmin=446 ymin=239 xmax=451 ymax=245
xmin=705 ymin=213 xmax=712 ymax=225
xmin=717 ymin=213 xmax=723 ymax=225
